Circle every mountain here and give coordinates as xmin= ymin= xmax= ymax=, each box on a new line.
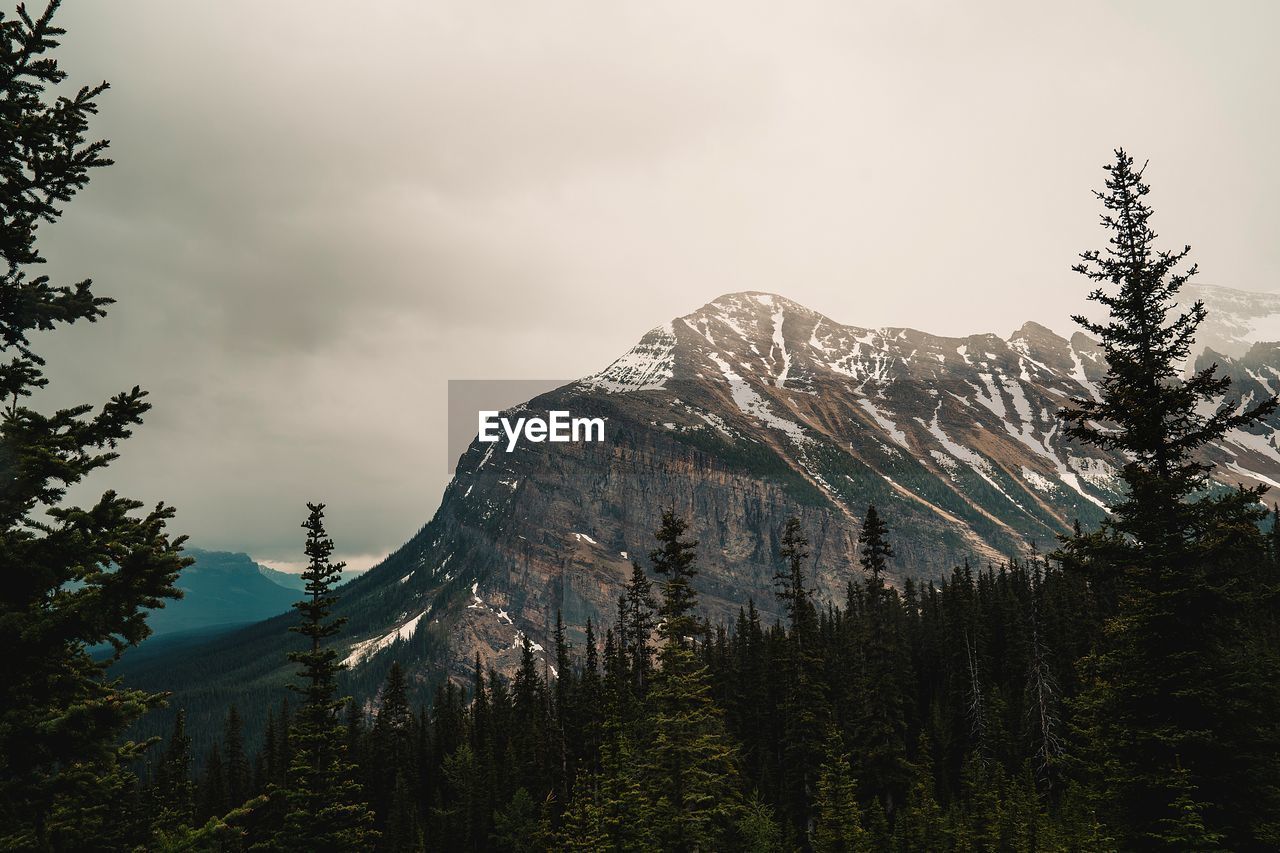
xmin=256 ymin=563 xmax=308 ymax=592
xmin=254 ymin=562 xmax=368 ymax=592
xmin=1187 ymin=283 xmax=1280 ymax=357
xmin=143 ymin=548 xmax=299 ymax=636
xmin=118 ymin=290 xmax=1280 ymax=724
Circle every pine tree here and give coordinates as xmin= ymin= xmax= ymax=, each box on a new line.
xmin=649 ymin=509 xmax=701 ymax=645
xmin=225 ymin=706 xmax=251 ymax=809
xmin=597 ymin=731 xmax=657 ymax=851
xmin=152 ymin=710 xmax=196 ymax=834
xmin=810 ymin=729 xmax=869 ymax=853
xmin=373 ymin=663 xmax=413 ymax=756
xmin=856 ymin=503 xmax=893 ymax=582
xmin=490 ymin=786 xmax=541 ymax=853
xmin=1062 ymin=150 xmax=1280 ymax=848
xmin=953 ymin=760 xmax=1005 ymax=852
xmin=736 ymin=794 xmax=784 ymax=853
xmin=775 ymin=517 xmax=817 ymax=633
xmin=622 ymin=561 xmax=658 ymax=692
xmin=370 ymin=661 xmax=417 ymax=834
xmin=384 ymin=771 xmax=426 ymax=853
xmin=552 ymin=610 xmax=573 ymax=804
xmin=257 ymin=711 xmax=277 ymax=795
xmin=510 ymin=633 xmax=548 ymax=797
xmin=559 ymin=777 xmax=609 ymax=852
xmin=438 ymin=743 xmax=484 ymax=852
xmin=773 ymin=517 xmax=830 ymax=839
xmin=274 ymin=503 xmax=376 ymax=850
xmin=891 ymin=735 xmax=946 ymax=853
xmin=1150 ymin=762 xmax=1223 ymax=852
xmin=0 ymin=3 xmax=189 ymax=844
xmin=646 ymin=509 xmax=743 ymax=852
xmin=1269 ymin=505 xmax=1280 ymax=567
xmin=1055 ymin=781 xmax=1117 ymax=853
xmin=862 ymin=799 xmax=891 ymax=853
xmin=198 ymin=744 xmax=229 ymax=822
xmin=853 ymin=504 xmax=911 ymax=813
xmin=578 ymin=618 xmax=604 ymax=774
xmin=1023 ymin=591 xmax=1062 ymax=793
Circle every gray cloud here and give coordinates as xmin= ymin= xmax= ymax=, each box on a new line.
xmin=26 ymin=0 xmax=1280 ymax=566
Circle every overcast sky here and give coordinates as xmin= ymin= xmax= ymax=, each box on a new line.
xmin=32 ymin=0 xmax=1279 ymax=569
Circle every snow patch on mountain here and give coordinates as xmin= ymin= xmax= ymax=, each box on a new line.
xmin=857 ymin=398 xmax=910 ymax=449
xmin=922 ymin=410 xmax=1019 ymax=508
xmin=931 ymin=449 xmax=961 ymax=477
xmin=343 ymin=611 xmax=426 ymax=667
xmin=586 ymin=323 xmax=676 ymax=392
xmin=1067 ymin=455 xmax=1119 ymax=496
xmin=769 ymin=305 xmax=791 ymax=387
xmin=511 ymin=629 xmax=545 ymax=654
xmin=1021 ymin=466 xmax=1057 ymax=495
xmin=707 ymin=352 xmax=811 ymax=444
xmin=1068 ymin=347 xmax=1100 ymax=400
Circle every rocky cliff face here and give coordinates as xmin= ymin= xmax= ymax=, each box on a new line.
xmin=320 ymin=290 xmax=1280 ymax=685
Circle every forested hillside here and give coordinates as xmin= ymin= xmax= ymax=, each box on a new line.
xmin=124 ymin=498 xmax=1280 ymax=851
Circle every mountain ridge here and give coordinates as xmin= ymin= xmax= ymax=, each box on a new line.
xmin=119 ymin=287 xmax=1280 ymax=716
xmin=143 ymin=548 xmax=299 ymax=637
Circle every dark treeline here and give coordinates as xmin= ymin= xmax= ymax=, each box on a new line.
xmin=130 ymin=498 xmax=1280 ymax=852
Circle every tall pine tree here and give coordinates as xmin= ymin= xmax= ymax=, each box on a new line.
xmin=853 ymin=504 xmax=911 ymax=814
xmin=370 ymin=661 xmax=419 ymax=841
xmin=646 ymin=509 xmax=743 ymax=852
xmin=773 ymin=517 xmax=830 ymax=840
xmin=0 ymin=3 xmax=189 ymax=845
xmin=152 ymin=709 xmax=196 ymax=835
xmin=273 ymin=503 xmax=376 ymax=850
xmin=1062 ymin=150 xmax=1280 ymax=849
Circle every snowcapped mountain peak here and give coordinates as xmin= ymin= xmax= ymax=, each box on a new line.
xmin=684 ymin=292 xmax=821 ymax=343
xmin=701 ymin=290 xmax=812 ymax=314
xmin=319 ymin=289 xmax=1280 ymax=683
xmin=1186 ymin=284 xmax=1280 ymax=357
xmin=583 ymin=321 xmax=677 ymax=393
xmin=577 ymin=292 xmax=1279 ymax=535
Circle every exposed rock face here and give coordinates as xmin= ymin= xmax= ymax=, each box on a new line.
xmin=323 ymin=290 xmax=1280 ymax=685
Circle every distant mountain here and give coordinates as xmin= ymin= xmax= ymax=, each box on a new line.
xmin=1188 ymin=283 xmax=1280 ymax=357
xmin=144 ymin=549 xmax=299 ymax=636
xmin=255 ymin=563 xmax=367 ymax=591
xmin=256 ymin=564 xmax=308 ymax=592
xmin=120 ymin=290 xmax=1280 ymax=716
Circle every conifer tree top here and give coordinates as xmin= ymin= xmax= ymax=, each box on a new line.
xmin=1064 ymin=149 xmax=1277 ymax=525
